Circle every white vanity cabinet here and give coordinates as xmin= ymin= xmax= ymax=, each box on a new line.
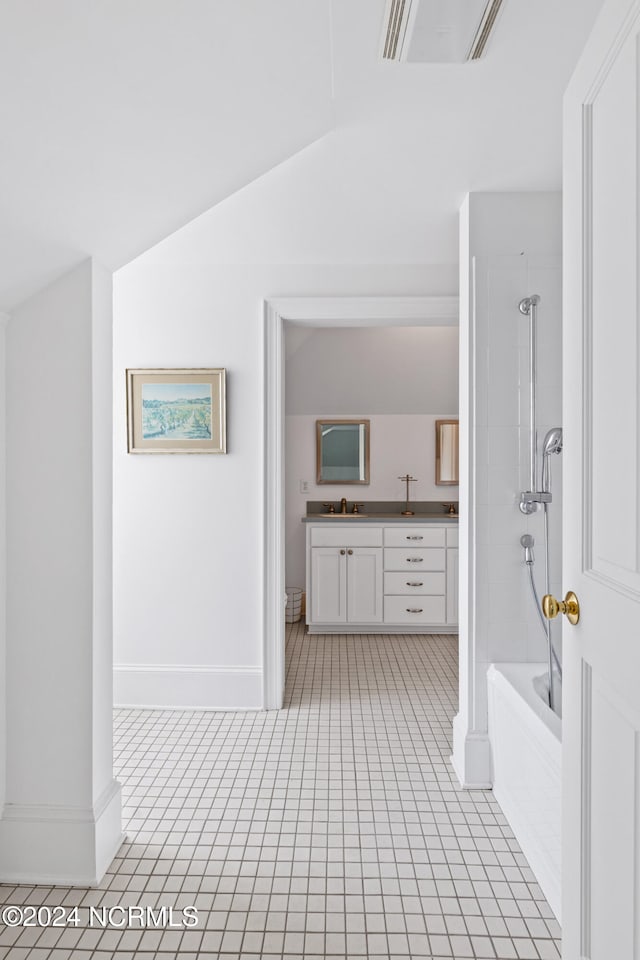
xmin=306 ymin=520 xmax=458 ymax=634
xmin=308 ymin=527 xmax=383 ymax=626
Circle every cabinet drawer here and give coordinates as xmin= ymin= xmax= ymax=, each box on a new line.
xmin=384 ymin=547 xmax=446 ymax=571
xmin=446 ymin=526 xmax=459 ymax=547
xmin=384 ymin=572 xmax=445 ymax=596
xmin=384 ymin=526 xmax=445 ymax=548
xmin=310 ymin=526 xmax=383 ymax=547
xmin=384 ymin=595 xmax=446 ymax=624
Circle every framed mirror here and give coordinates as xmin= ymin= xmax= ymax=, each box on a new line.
xmin=316 ymin=419 xmax=370 ymax=484
xmin=435 ymin=419 xmax=459 ymax=485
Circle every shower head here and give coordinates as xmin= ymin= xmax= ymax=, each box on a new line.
xmin=541 ymin=428 xmax=563 ymax=493
xmin=543 ymin=427 xmax=563 ymax=457
xmin=520 ymin=534 xmax=535 ymax=564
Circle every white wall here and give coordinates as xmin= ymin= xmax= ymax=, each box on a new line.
xmin=0 ymin=260 xmax=121 ymax=884
xmin=285 ymin=325 xmax=459 ymax=414
xmin=453 ymin=192 xmax=562 ymax=789
xmin=285 ymin=413 xmax=459 ymax=585
xmin=114 ymin=259 xmax=457 ymax=708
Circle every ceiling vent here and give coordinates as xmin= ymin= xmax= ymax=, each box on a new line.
xmin=382 ymin=0 xmax=506 ymax=63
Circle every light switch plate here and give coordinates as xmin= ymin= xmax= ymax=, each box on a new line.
xmin=300 ymin=480 xmax=311 ymax=494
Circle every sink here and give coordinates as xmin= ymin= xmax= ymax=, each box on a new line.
xmin=318 ymin=513 xmax=368 ymax=518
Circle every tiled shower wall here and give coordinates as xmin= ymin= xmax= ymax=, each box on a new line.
xmin=474 ymin=255 xmax=562 ymax=700
xmin=455 ymin=192 xmax=562 ymax=786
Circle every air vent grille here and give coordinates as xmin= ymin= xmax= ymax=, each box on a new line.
xmin=381 ymin=0 xmax=506 ymax=63
xmin=383 ymin=0 xmax=408 ymax=60
xmin=467 ymin=0 xmax=505 ymax=60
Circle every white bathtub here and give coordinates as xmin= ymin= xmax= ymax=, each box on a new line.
xmin=487 ymin=662 xmax=562 ymax=921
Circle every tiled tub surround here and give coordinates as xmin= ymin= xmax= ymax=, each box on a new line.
xmin=0 ymin=626 xmax=560 ymax=960
xmin=487 ymin=664 xmax=562 ymax=922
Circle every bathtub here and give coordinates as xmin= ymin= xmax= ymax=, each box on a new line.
xmin=487 ymin=662 xmax=562 ymax=921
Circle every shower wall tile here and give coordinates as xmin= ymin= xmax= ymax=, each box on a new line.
xmin=489 ymin=576 xmax=530 ymax=623
xmin=488 ymin=461 xmax=521 ymax=504
xmin=477 ymin=250 xmax=562 ymax=669
xmin=491 ymin=619 xmax=530 ymax=661
xmin=456 ymin=193 xmax=563 ymax=786
xmin=488 ymin=425 xmax=520 ymax=468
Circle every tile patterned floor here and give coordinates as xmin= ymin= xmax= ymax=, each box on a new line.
xmin=0 ymin=623 xmax=561 ymax=959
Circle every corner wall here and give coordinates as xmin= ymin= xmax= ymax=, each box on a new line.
xmin=453 ymin=192 xmax=562 ymax=788
xmin=0 ymin=260 xmax=121 ymax=884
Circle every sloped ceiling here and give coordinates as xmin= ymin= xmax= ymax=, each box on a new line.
xmin=0 ymin=0 xmax=333 ymax=309
xmin=123 ymin=0 xmax=604 ymax=274
xmin=0 ymin=0 xmax=604 ymax=310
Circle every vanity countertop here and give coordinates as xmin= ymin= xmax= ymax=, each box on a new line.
xmin=302 ymin=513 xmax=458 ymax=524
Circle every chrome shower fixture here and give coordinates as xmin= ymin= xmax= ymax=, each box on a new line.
xmin=518 ymin=295 xmax=540 ymax=316
xmin=542 ymin=427 xmax=563 ymax=493
xmin=520 ymin=534 xmax=535 ymax=564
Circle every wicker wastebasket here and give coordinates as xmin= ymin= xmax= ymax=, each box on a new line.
xmin=285 ymin=587 xmax=303 ymax=623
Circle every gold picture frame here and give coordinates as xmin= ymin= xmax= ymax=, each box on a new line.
xmin=127 ymin=368 xmax=226 ymax=454
xmin=435 ymin=419 xmax=459 ymax=484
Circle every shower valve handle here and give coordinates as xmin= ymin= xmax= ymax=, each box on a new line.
xmin=542 ymin=591 xmax=580 ymax=626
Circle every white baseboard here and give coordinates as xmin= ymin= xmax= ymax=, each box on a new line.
xmin=0 ymin=779 xmax=123 ymax=886
xmin=114 ymin=663 xmax=263 ymax=710
xmin=450 ymin=713 xmax=493 ymax=789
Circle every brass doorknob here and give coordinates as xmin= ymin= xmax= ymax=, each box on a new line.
xmin=542 ymin=591 xmax=580 ymax=625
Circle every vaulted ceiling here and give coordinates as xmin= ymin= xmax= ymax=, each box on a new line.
xmin=0 ymin=0 xmax=604 ymax=310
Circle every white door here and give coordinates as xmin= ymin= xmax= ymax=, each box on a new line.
xmin=347 ymin=548 xmax=383 ymax=623
xmin=563 ymin=1 xmax=640 ymax=955
xmin=310 ymin=547 xmax=347 ymax=623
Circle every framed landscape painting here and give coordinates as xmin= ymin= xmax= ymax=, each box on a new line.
xmin=127 ymin=368 xmax=226 ymax=454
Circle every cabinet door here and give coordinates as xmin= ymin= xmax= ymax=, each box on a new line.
xmin=310 ymin=548 xmax=347 ymax=624
xmin=446 ymin=547 xmax=458 ymax=625
xmin=347 ymin=548 xmax=383 ymax=623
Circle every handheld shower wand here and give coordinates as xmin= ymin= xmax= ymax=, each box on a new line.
xmin=541 ymin=427 xmax=563 ymax=493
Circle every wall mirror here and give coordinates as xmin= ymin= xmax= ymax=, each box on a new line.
xmin=316 ymin=419 xmax=370 ymax=484
xmin=435 ymin=419 xmax=459 ymax=485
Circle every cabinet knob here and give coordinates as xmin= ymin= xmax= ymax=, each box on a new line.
xmin=340 ymin=549 xmax=346 ymax=555
xmin=347 ymin=549 xmax=354 ymax=555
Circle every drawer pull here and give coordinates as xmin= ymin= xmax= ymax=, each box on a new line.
xmin=406 ymin=581 xmax=424 ymax=587
xmin=406 ymin=535 xmax=423 ymax=541
xmin=406 ymin=557 xmax=423 ymax=562
xmin=406 ymin=608 xmax=423 ymax=614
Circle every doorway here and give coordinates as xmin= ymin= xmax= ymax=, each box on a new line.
xmin=262 ymin=295 xmax=459 ymax=709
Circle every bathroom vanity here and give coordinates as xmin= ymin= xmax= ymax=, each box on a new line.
xmin=303 ymin=511 xmax=458 ymax=633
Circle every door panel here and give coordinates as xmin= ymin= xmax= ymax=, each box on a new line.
xmin=589 ymin=28 xmax=640 ymax=589
xmin=564 ymin=1 xmax=640 ymax=955
xmin=347 ymin=548 xmax=383 ymax=623
xmin=310 ymin=548 xmax=346 ymax=623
